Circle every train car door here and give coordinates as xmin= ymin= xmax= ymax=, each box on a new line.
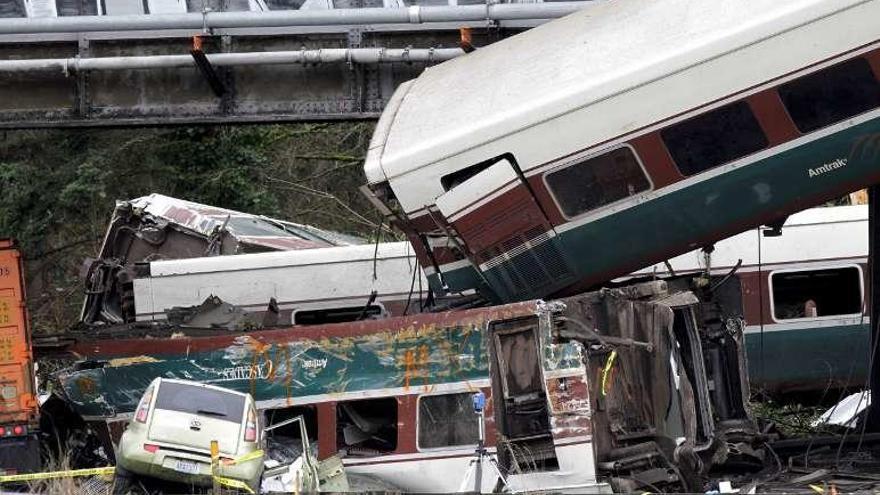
xmin=486 ymin=315 xmax=559 ymax=474
xmin=433 ymin=157 xmax=575 ymax=302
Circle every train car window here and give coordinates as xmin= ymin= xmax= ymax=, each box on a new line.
xmin=265 ymin=406 xmax=319 ymax=461
xmin=544 ymin=147 xmax=650 ymax=218
xmin=779 ymin=58 xmax=880 ymax=134
xmin=661 ymin=101 xmax=768 ymax=177
xmin=336 ymin=398 xmax=398 ymax=456
xmin=417 ymin=393 xmax=479 ymax=449
xmin=293 ymin=305 xmax=384 ymax=325
xmin=771 ymin=266 xmax=862 ymax=320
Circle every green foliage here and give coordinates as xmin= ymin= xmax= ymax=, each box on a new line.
xmin=751 ymin=399 xmax=826 ymax=437
xmin=0 ymin=123 xmax=380 ymax=332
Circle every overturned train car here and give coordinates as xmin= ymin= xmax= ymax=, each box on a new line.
xmin=362 ymin=0 xmax=880 ymax=305
xmin=78 ymin=193 xmax=427 ymax=328
xmin=55 ymin=281 xmax=759 ymax=493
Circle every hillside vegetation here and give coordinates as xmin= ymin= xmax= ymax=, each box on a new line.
xmin=0 ymin=123 xmax=385 ymax=333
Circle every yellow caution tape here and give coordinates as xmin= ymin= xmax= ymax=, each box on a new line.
xmin=223 ymin=449 xmax=264 ymax=466
xmin=809 ymin=484 xmax=825 ymax=494
xmin=214 ymin=474 xmax=255 ymax=494
xmin=601 ymin=350 xmax=618 ymax=396
xmin=0 ymin=466 xmax=115 ymax=483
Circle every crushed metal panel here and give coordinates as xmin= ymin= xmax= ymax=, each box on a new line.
xmin=554 ymin=282 xmax=760 ymax=492
xmin=57 ymin=301 xmax=542 ymax=419
xmin=79 ymin=193 xmax=361 ymax=326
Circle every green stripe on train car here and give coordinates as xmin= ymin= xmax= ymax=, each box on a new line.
xmin=745 ymin=323 xmax=870 ymax=392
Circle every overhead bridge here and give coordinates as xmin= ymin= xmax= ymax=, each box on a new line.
xmin=0 ymin=0 xmax=593 ymax=128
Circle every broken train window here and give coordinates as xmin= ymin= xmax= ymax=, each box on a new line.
xmin=544 ymin=146 xmax=651 ymax=218
xmin=293 ymin=305 xmax=385 ymax=325
xmin=418 ymin=392 xmax=480 ymax=450
xmin=336 ymin=398 xmax=398 ymax=456
xmin=770 ymin=266 xmax=862 ymax=320
xmin=264 ymin=406 xmax=319 ymax=463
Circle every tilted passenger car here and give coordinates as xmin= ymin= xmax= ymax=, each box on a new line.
xmin=113 ymin=378 xmax=263 ymax=493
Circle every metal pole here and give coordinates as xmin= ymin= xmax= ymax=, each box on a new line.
xmin=475 ymin=406 xmax=485 ymax=493
xmin=0 ymin=3 xmax=591 ymax=35
xmin=0 ymin=48 xmax=465 ymax=73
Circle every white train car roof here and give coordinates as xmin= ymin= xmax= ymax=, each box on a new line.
xmin=133 ymin=241 xmax=425 ymax=321
xmin=629 ymin=205 xmax=868 ymax=278
xmin=145 ymin=241 xmax=415 ymax=277
xmin=365 ymin=0 xmax=879 ymax=211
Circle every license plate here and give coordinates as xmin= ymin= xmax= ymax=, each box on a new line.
xmin=173 ymin=459 xmax=201 ymax=475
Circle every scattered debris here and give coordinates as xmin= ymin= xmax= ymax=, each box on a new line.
xmin=80 ymin=194 xmax=361 ymax=327
xmin=813 ymin=392 xmax=871 ymax=429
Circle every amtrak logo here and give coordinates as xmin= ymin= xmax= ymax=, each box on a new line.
xmin=302 ymin=358 xmax=328 ymax=370
xmin=808 ymin=158 xmax=847 ymax=178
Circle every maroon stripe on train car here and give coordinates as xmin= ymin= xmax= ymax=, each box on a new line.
xmin=397 ymin=394 xmax=417 ymax=454
xmin=317 ymin=402 xmax=336 ymax=460
xmin=630 ymin=132 xmax=683 ymax=188
xmin=407 ymin=214 xmax=440 ymax=233
xmin=447 ymin=187 xmax=551 ymax=255
xmin=747 ymin=90 xmax=801 ymax=143
xmin=866 ymin=49 xmax=880 ymax=80
xmin=68 ymin=301 xmax=539 ymax=359
xmin=527 ymin=174 xmax=567 ymax=226
xmin=738 ymin=271 xmax=765 ymax=326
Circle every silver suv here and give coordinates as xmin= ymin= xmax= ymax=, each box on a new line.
xmin=113 ymin=378 xmax=264 ymax=493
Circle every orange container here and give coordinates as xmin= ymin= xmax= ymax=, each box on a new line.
xmin=0 ymin=239 xmax=37 ymax=428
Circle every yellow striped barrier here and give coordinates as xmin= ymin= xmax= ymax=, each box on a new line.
xmin=0 ymin=466 xmax=115 ymax=483
xmin=221 ymin=449 xmax=264 ymax=466
xmin=0 ymin=447 xmax=263 ymax=491
xmin=213 ymin=474 xmax=256 ymax=494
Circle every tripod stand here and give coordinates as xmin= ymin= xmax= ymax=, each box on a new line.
xmin=459 ymin=392 xmax=508 ymax=493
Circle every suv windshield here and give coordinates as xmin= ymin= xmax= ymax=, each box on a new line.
xmin=155 ymin=382 xmax=246 ymax=423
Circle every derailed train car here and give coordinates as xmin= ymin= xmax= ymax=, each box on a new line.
xmin=626 ymin=205 xmax=870 ymax=393
xmin=78 ymin=193 xmax=410 ymax=328
xmin=55 ymin=281 xmax=757 ymax=493
xmin=361 ymin=0 xmax=880 ymax=305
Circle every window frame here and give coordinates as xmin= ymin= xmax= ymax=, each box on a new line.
xmin=415 ymin=390 xmax=481 ymax=452
xmin=777 ymin=56 xmax=880 ymax=135
xmin=768 ymin=264 xmax=865 ymax=324
xmin=660 ymin=99 xmax=769 ymax=177
xmin=335 ymin=396 xmax=400 ymax=455
xmin=541 ymin=144 xmax=654 ymax=222
xmin=291 ymin=303 xmax=386 ymax=326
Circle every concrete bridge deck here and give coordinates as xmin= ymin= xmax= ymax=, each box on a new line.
xmin=0 ymin=1 xmax=594 ymax=128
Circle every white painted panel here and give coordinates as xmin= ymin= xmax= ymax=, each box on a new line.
xmin=344 ymin=442 xmax=606 ymax=493
xmin=103 ymin=0 xmax=144 ymax=15
xmin=25 ymin=0 xmax=57 ymax=17
xmin=197 ymin=281 xmax=277 ymax=304
xmin=434 ymin=158 xmax=517 ymax=221
xmin=133 ymin=242 xmax=425 ymax=321
xmin=147 ymin=0 xmax=186 ymax=13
